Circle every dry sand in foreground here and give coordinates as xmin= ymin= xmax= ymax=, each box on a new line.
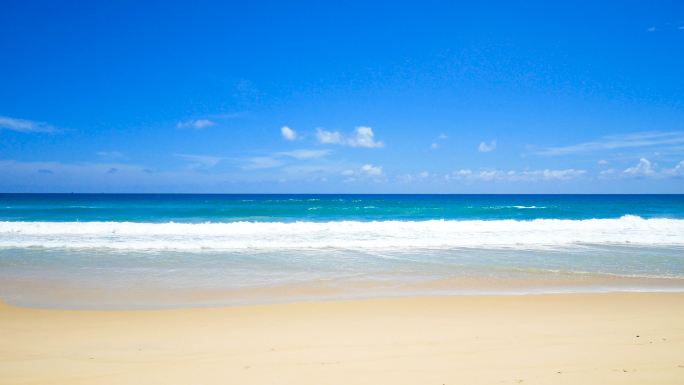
xmin=1 ymin=293 xmax=683 ymax=385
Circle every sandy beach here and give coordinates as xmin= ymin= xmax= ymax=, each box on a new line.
xmin=3 ymin=0 xmax=684 ymax=383
xmin=1 ymin=292 xmax=683 ymax=385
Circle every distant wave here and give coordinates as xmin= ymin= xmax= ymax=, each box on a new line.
xmin=1 ymin=215 xmax=683 ymax=251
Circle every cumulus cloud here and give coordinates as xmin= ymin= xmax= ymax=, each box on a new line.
xmin=667 ymin=160 xmax=684 ymax=176
xmin=478 ymin=140 xmax=496 ymax=153
xmin=350 ymin=127 xmax=384 ymax=148
xmin=0 ymin=116 xmax=56 ymax=133
xmin=597 ymin=159 xmax=609 ymax=166
xmin=599 ymin=158 xmax=683 ymax=179
xmin=281 ymin=126 xmax=296 ymax=141
xmin=315 ymin=128 xmax=343 ymax=144
xmin=341 ymin=164 xmax=384 ymax=179
xmin=623 ymin=157 xmax=654 ymax=176
xmin=360 ymin=164 xmax=383 ymax=176
xmin=176 ymin=119 xmax=215 ymax=129
xmin=446 ymin=168 xmax=586 ymax=182
xmin=316 ymin=126 xmax=384 ymax=148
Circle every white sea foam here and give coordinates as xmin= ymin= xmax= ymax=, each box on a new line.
xmin=1 ymin=215 xmax=683 ymax=251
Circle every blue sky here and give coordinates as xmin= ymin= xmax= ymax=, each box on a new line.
xmin=1 ymin=1 xmax=683 ymax=193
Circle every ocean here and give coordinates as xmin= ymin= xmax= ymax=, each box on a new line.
xmin=1 ymin=194 xmax=683 ymax=308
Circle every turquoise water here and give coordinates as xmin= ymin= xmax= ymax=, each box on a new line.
xmin=0 ymin=194 xmax=683 ymax=308
xmin=2 ymin=194 xmax=684 ymax=222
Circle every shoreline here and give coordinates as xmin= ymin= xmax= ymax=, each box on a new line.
xmin=3 ymin=272 xmax=684 ymax=310
xmin=2 ymin=292 xmax=683 ymax=384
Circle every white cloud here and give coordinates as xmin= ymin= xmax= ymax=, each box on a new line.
xmin=476 ymin=170 xmax=500 ymax=181
xmin=623 ymin=157 xmax=654 ymax=176
xmin=430 ymin=135 xmax=447 ymax=149
xmin=276 ymin=149 xmax=330 ymax=160
xmin=599 ymin=169 xmax=616 ymax=177
xmin=316 ymin=126 xmax=384 ymax=148
xmin=174 ymin=153 xmax=222 ymax=168
xmin=599 ymin=158 xmax=684 ymax=179
xmin=647 ymin=26 xmax=656 ymax=32
xmin=360 ymin=164 xmax=383 ymax=176
xmin=597 ymin=159 xmax=609 ymax=166
xmin=397 ymin=171 xmax=431 ymax=183
xmin=281 ymin=126 xmax=296 ymax=141
xmin=279 ymin=164 xmax=341 ymax=177
xmin=451 ymin=169 xmax=473 ymax=178
xmin=536 ymin=131 xmax=684 ymax=156
xmin=176 ymin=119 xmax=215 ymax=129
xmin=240 ymin=149 xmax=331 ymax=170
xmin=349 ymin=127 xmax=384 ymax=148
xmin=0 ymin=116 xmax=56 ymax=133
xmin=342 ymin=164 xmax=384 ymax=178
xmin=478 ymin=140 xmax=496 ymax=153
xmin=242 ymin=156 xmax=284 ymax=170
xmin=315 ymin=128 xmax=343 ymax=144
xmin=446 ymin=168 xmax=586 ymax=182
xmin=666 ymin=160 xmax=684 ymax=176
xmin=532 ymin=169 xmax=587 ymax=180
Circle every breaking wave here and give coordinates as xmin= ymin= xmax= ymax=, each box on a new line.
xmin=1 ymin=215 xmax=683 ymax=251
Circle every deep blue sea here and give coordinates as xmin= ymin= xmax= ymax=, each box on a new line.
xmin=1 ymin=194 xmax=683 ymax=308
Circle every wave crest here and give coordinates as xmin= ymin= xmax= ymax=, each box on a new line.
xmin=0 ymin=215 xmax=682 ymax=251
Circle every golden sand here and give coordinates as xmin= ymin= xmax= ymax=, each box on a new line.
xmin=1 ymin=293 xmax=683 ymax=384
